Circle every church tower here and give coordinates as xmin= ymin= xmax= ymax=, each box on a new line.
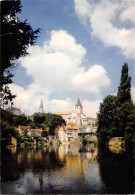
xmin=39 ymin=99 xmax=44 ymax=113
xmin=75 ymin=97 xmax=83 ymax=115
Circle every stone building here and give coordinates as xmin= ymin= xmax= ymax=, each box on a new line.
xmin=55 ymin=97 xmax=88 ymax=126
xmin=58 ymin=125 xmax=79 ymax=142
xmin=17 ymin=125 xmax=42 ymax=136
xmin=55 ymin=98 xmax=97 ymax=139
xmin=55 ymin=97 xmax=96 ymax=128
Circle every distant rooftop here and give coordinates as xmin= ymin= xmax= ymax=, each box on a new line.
xmin=55 ymin=111 xmax=72 ymax=115
xmin=6 ymin=107 xmax=22 ymax=115
xmin=6 ymin=107 xmax=20 ymax=112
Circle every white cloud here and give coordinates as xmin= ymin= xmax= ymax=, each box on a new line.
xmin=131 ymin=86 xmax=135 ymax=103
xmin=74 ymin=0 xmax=135 ymax=60
xmin=72 ymin=65 xmax=111 ymax=93
xmin=49 ymin=30 xmax=86 ymax=58
xmin=11 ymin=30 xmax=111 ymax=116
xmin=83 ymin=100 xmax=101 ymax=118
xmin=74 ymin=0 xmax=92 ymax=24
xmin=120 ymin=6 xmax=135 ymax=24
xmin=48 ymin=98 xmax=73 ymax=113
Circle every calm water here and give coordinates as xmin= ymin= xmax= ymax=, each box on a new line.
xmin=1 ymin=143 xmax=134 ymax=194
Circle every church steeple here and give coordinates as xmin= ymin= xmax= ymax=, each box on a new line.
xmin=75 ymin=97 xmax=83 ymax=115
xmin=39 ymin=99 xmax=44 ymax=113
xmin=76 ymin=97 xmax=82 ymax=106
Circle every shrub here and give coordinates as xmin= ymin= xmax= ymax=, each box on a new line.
xmin=24 ymin=141 xmax=28 ymax=147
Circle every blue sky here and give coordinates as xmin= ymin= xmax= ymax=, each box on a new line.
xmin=11 ymin=0 xmax=135 ymax=117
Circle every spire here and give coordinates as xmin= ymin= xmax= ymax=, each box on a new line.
xmin=39 ymin=99 xmax=44 ymax=113
xmin=40 ymin=99 xmax=43 ymax=107
xmin=76 ymin=97 xmax=82 ymax=106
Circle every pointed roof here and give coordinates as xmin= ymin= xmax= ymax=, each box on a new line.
xmin=40 ymin=99 xmax=43 ymax=108
xmin=76 ymin=97 xmax=82 ymax=106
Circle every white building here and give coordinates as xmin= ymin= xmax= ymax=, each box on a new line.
xmin=58 ymin=125 xmax=79 ymax=142
xmin=55 ymin=98 xmax=97 ymax=128
xmin=55 ymin=98 xmax=89 ymax=126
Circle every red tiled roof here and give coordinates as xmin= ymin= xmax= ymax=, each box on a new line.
xmin=55 ymin=110 xmax=72 ymax=115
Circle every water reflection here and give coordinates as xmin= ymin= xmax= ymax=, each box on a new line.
xmin=1 ymin=144 xmax=134 ymax=194
xmin=98 ymin=147 xmax=134 ymax=194
xmin=109 ymin=145 xmax=123 ymax=154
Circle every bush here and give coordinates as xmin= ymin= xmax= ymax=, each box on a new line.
xmin=24 ymin=141 xmax=28 ymax=147
xmin=121 ymin=140 xmax=125 ymax=150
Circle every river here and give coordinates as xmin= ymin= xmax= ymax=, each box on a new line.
xmin=1 ymin=143 xmax=134 ymax=194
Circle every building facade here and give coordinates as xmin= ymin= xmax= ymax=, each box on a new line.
xmin=55 ymin=98 xmax=89 ymax=126
xmin=17 ymin=125 xmax=42 ymax=136
xmin=58 ymin=125 xmax=79 ymax=142
xmin=55 ymin=98 xmax=97 ymax=128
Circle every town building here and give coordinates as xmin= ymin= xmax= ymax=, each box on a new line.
xmin=58 ymin=125 xmax=79 ymax=142
xmin=17 ymin=125 xmax=42 ymax=136
xmin=6 ymin=107 xmax=22 ymax=115
xmin=17 ymin=125 xmax=30 ymax=135
xmin=55 ymin=97 xmax=97 ymax=129
xmin=55 ymin=97 xmax=89 ymax=126
xmin=55 ymin=98 xmax=97 ymax=142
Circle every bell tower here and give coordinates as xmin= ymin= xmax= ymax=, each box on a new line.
xmin=75 ymin=97 xmax=83 ymax=115
xmin=39 ymin=99 xmax=44 ymax=113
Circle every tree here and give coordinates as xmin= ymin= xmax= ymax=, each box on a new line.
xmin=33 ymin=113 xmax=46 ymax=126
xmin=41 ymin=130 xmax=49 ymax=138
xmin=45 ymin=113 xmax=66 ymax=135
xmin=117 ymin=63 xmax=132 ymax=135
xmin=97 ymin=63 xmax=135 ymax=152
xmin=0 ymin=109 xmax=20 ymax=139
xmin=23 ymin=128 xmax=29 ymax=138
xmin=124 ymin=102 xmax=135 ymax=151
xmin=0 ymin=0 xmax=40 ymax=107
xmin=31 ymin=112 xmax=66 ymax=135
xmin=97 ymin=95 xmax=118 ymax=146
xmin=117 ymin=63 xmax=131 ymax=104
xmin=117 ymin=63 xmax=135 ymax=151
xmin=0 ymin=86 xmax=16 ymax=109
xmin=13 ymin=114 xmax=32 ymax=127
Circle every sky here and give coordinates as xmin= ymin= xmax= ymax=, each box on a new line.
xmin=10 ymin=0 xmax=135 ymax=117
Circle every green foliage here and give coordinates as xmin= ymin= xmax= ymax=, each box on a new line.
xmin=31 ymin=112 xmax=66 ymax=135
xmin=117 ymin=63 xmax=131 ymax=103
xmin=13 ymin=114 xmax=31 ymax=127
xmin=41 ymin=130 xmax=49 ymax=137
xmin=23 ymin=129 xmax=28 ymax=138
xmin=121 ymin=140 xmax=125 ymax=150
xmin=33 ymin=113 xmax=46 ymax=125
xmin=1 ymin=109 xmax=65 ymax=145
xmin=24 ymin=141 xmax=28 ymax=147
xmin=29 ymin=122 xmax=37 ymax=129
xmin=1 ymin=109 xmax=20 ymax=139
xmin=32 ymin=134 xmax=39 ymax=139
xmin=117 ymin=63 xmax=135 ymax=151
xmin=1 ymin=109 xmax=32 ymax=140
xmin=97 ymin=95 xmax=118 ymax=144
xmin=0 ymin=0 xmax=40 ymax=107
xmin=1 ymin=109 xmax=14 ymax=123
xmin=0 ymin=86 xmax=16 ymax=109
xmin=124 ymin=102 xmax=135 ymax=151
xmin=97 ymin=63 xmax=135 ymax=152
